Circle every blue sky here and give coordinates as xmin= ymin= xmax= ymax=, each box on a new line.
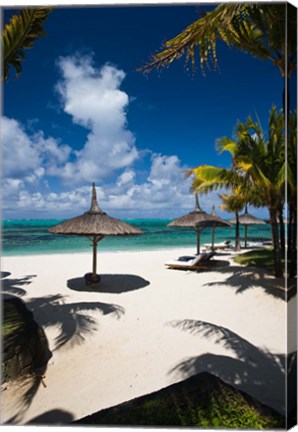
xmin=2 ymin=4 xmax=290 ymax=219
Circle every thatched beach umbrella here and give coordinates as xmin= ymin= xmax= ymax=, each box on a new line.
xmin=49 ymin=184 xmax=143 ymax=283
xmin=168 ymin=195 xmax=231 ymax=254
xmin=230 ymin=204 xmax=266 ymax=248
xmin=199 ymin=205 xmax=232 ymax=250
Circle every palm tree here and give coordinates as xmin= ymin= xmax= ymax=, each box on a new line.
xmin=1 ymin=7 xmax=53 ymax=82
xmin=220 ymin=191 xmax=245 ymax=252
xmin=268 ymin=106 xmax=286 ymax=254
xmin=140 ymin=3 xmax=296 ymax=115
xmin=234 ymin=108 xmax=286 ymax=278
xmin=190 ymin=107 xmax=286 ymax=277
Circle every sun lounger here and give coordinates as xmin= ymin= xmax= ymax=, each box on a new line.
xmin=165 ymin=251 xmax=216 ymax=270
xmin=262 ymin=240 xmax=273 ymax=246
xmin=203 ymin=240 xmax=231 ymax=250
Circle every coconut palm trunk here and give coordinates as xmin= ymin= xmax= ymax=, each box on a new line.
xmin=278 ymin=202 xmax=286 ymax=254
xmin=235 ymin=211 xmax=241 ymax=252
xmin=269 ymin=209 xmax=283 ymax=278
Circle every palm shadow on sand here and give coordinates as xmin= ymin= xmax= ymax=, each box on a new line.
xmin=1 ymin=273 xmax=37 ymax=297
xmin=166 ymin=319 xmax=296 ymax=416
xmin=28 ymin=294 xmax=125 ymax=351
xmin=1 ymin=273 xmax=126 ymax=351
xmin=203 ymin=264 xmax=296 ymax=301
xmin=67 ymin=274 xmax=150 ymax=294
xmin=1 ymin=272 xmax=126 ymax=424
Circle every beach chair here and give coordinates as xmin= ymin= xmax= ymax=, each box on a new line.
xmin=165 ymin=251 xmax=216 ymax=270
xmin=203 ymin=240 xmax=231 ymax=250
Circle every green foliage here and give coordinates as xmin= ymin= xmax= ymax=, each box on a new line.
xmin=77 ymin=373 xmax=284 ymax=429
xmin=191 ymin=165 xmax=237 ymax=193
xmin=2 ymin=300 xmax=25 ymax=336
xmin=1 ymin=7 xmax=53 ymax=81
xmin=220 ymin=192 xmax=245 ymax=213
xmin=233 ymin=248 xmax=284 ymax=275
xmin=140 ymin=3 xmax=296 ymax=79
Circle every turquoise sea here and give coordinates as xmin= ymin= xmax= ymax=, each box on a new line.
xmin=1 ymin=219 xmax=272 ymax=256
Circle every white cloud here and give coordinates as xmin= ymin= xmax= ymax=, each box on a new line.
xmin=2 ymin=178 xmax=24 ymax=200
xmin=55 ymin=55 xmax=138 ymax=183
xmin=2 ymin=153 xmax=192 ymax=218
xmin=24 ymin=168 xmax=45 ymax=185
xmin=2 ymin=144 xmax=232 ymax=219
xmin=1 ymin=116 xmax=72 ymax=180
xmin=149 ymin=154 xmax=186 ymax=186
xmin=2 ymin=117 xmax=41 ymax=178
xmin=116 ymin=169 xmax=135 ymax=187
xmin=1 ymin=53 xmax=239 ymax=220
xmin=98 ymin=153 xmax=195 ymax=215
xmin=33 ymin=132 xmax=71 ymax=168
xmin=2 ymin=185 xmax=92 ymax=217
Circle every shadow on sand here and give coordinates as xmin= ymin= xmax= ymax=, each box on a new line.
xmin=28 ymin=294 xmax=125 ymax=351
xmin=6 ymin=407 xmax=74 ymax=426
xmin=203 ymin=264 xmax=296 ymax=301
xmin=26 ymin=409 xmax=74 ymax=425
xmin=1 ymin=271 xmax=126 ymax=424
xmin=1 ymin=272 xmax=126 ymax=352
xmin=67 ymin=274 xmax=150 ymax=294
xmin=206 ymin=259 xmax=230 ymax=269
xmin=166 ymin=319 xmax=296 ymax=416
xmin=1 ymin=273 xmax=37 ymax=297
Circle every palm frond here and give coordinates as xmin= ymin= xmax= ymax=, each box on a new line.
xmin=236 ymin=159 xmax=253 ymax=172
xmin=2 ymin=7 xmax=53 ymax=81
xmin=219 ymin=192 xmax=246 ymax=213
xmin=216 ymin=137 xmax=238 ymax=156
xmin=139 ymin=3 xmax=294 ymax=77
xmin=191 ymin=165 xmax=236 ymax=188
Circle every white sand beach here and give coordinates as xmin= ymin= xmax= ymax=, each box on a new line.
xmin=1 ymin=248 xmax=291 ymax=425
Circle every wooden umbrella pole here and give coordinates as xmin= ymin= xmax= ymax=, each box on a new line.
xmin=244 ymin=225 xmax=248 ymax=248
xmin=88 ymin=235 xmax=104 ymax=283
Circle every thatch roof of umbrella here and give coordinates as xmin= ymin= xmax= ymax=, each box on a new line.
xmin=49 ymin=183 xmax=142 ymax=283
xmin=230 ymin=212 xmax=266 ymax=225
xmin=198 ymin=205 xmax=232 ymax=250
xmin=229 ymin=205 xmax=266 ymax=248
xmin=168 ymin=195 xmax=231 ymax=254
xmin=198 ymin=205 xmax=232 ymax=229
xmin=168 ymin=194 xmax=212 ymax=228
xmin=50 ymin=184 xmax=143 ymax=236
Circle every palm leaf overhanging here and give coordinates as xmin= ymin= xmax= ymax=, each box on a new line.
xmin=139 ymin=3 xmax=296 ymax=79
xmin=1 ymin=7 xmax=53 ymax=81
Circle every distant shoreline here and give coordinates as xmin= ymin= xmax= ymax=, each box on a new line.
xmin=1 ymin=244 xmax=198 ymax=258
xmin=2 ymin=219 xmax=272 ymax=257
